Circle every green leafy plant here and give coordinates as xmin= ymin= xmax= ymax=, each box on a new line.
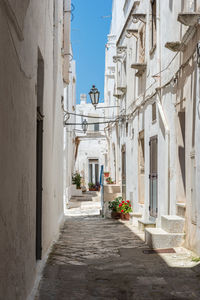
xmin=108 ymin=196 xmax=123 ymax=212
xmin=72 ymin=172 xmax=82 ymax=189
xmin=88 ymin=182 xmax=95 ymax=189
xmin=106 ymin=177 xmax=114 ymax=184
xmin=192 ymin=257 xmax=200 ymax=262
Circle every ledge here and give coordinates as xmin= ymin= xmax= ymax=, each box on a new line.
xmin=126 ymin=29 xmax=138 ymax=38
xmin=113 ymin=55 xmax=122 ymax=63
xmin=117 ymin=86 xmax=127 ymax=93
xmin=177 ymin=12 xmax=200 ymax=26
xmin=117 ymin=46 xmax=127 ymax=54
xmin=165 ymin=41 xmax=185 ymax=52
xmin=131 ymin=63 xmax=147 ymax=77
xmin=132 ymin=13 xmax=146 ymax=23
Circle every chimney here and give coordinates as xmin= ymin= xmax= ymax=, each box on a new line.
xmin=80 ymin=94 xmax=87 ymax=104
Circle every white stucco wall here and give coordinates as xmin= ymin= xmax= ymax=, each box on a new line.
xmin=105 ymin=0 xmax=200 ymax=253
xmin=0 ymin=1 xmax=70 ymax=298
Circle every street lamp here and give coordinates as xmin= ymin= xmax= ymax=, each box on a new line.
xmin=89 ymin=85 xmax=100 ymax=109
xmin=82 ymin=119 xmax=88 ymax=134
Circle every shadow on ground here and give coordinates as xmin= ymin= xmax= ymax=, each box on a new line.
xmin=36 ymin=216 xmax=200 ymax=300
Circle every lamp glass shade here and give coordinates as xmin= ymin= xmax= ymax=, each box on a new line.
xmin=82 ymin=119 xmax=88 ymax=134
xmin=89 ymin=85 xmax=100 ymax=108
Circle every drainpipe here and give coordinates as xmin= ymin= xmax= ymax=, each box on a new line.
xmin=157 ymin=0 xmax=170 ymax=215
xmin=63 ymin=0 xmax=71 ymax=84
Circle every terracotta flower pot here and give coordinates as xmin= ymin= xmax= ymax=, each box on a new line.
xmin=111 ymin=211 xmax=121 ymax=219
xmin=120 ymin=213 xmax=130 ymax=221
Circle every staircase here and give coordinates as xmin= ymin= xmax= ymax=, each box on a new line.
xmin=145 ymin=215 xmax=185 ymax=249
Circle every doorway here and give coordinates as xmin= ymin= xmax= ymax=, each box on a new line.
xmin=36 ymin=49 xmax=44 ymax=260
xmin=89 ymin=159 xmax=99 ymax=184
xmin=122 ymin=145 xmax=126 ymax=201
xmin=138 ymin=131 xmax=145 ymax=204
xmin=149 ymin=136 xmax=158 ymax=218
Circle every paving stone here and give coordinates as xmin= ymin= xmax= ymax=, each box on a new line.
xmin=36 ymin=200 xmax=200 ymax=300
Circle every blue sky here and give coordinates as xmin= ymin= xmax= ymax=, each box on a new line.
xmin=71 ymin=0 xmax=112 ymax=104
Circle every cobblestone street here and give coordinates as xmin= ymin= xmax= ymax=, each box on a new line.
xmin=36 ymin=198 xmax=200 ymax=300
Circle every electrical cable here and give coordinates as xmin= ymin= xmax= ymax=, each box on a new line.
xmin=66 ymin=111 xmax=118 ymax=120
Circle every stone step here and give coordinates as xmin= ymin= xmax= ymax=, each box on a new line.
xmin=161 ymin=215 xmax=185 ymax=233
xmin=138 ymin=219 xmax=156 ymax=232
xmin=176 ymin=203 xmax=186 ymax=218
xmin=130 ymin=212 xmax=142 ymax=226
xmin=103 ymin=185 xmax=121 ymax=194
xmin=145 ymin=228 xmax=185 ymax=249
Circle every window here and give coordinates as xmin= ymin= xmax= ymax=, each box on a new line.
xmin=150 ymin=0 xmax=157 ymax=51
xmin=94 ymin=123 xmax=99 ymax=132
xmin=152 ymin=103 xmax=156 ymax=122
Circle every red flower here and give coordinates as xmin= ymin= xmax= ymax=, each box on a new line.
xmin=127 ymin=200 xmax=130 ymax=203
xmin=121 ymin=210 xmax=124 ymax=213
xmin=129 ymin=204 xmax=131 ymax=207
xmin=122 ymin=201 xmax=125 ymax=203
xmin=119 ymin=203 xmax=122 ymax=207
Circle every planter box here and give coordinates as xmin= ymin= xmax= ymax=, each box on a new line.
xmin=104 ymin=172 xmax=110 ymax=178
xmin=120 ymin=213 xmax=130 ymax=221
xmin=111 ymin=211 xmax=121 ymax=219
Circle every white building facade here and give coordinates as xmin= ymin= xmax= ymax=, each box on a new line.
xmin=75 ymin=95 xmax=108 ymax=189
xmin=105 ymin=0 xmax=200 ymax=254
xmin=0 ymin=0 xmax=73 ymax=298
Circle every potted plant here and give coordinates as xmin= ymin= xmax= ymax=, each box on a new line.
xmin=104 ymin=171 xmax=110 ymax=178
xmin=95 ymin=182 xmax=101 ymax=191
xmin=72 ymin=172 xmax=82 ymax=189
xmin=118 ymin=200 xmax=133 ymax=220
xmin=108 ymin=196 xmax=123 ymax=219
xmin=88 ymin=182 xmax=96 ymax=191
xmin=106 ymin=177 xmax=114 ymax=184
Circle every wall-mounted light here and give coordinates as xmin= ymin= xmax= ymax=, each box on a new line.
xmin=89 ymin=85 xmax=100 ymax=109
xmin=82 ymin=119 xmax=88 ymax=134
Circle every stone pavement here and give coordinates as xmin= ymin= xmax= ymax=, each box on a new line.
xmin=64 ymin=191 xmax=101 ymax=217
xmin=36 ymin=202 xmax=200 ymax=299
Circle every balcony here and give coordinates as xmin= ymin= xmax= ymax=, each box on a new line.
xmin=131 ymin=63 xmax=147 ymax=77
xmin=177 ymin=12 xmax=200 ymax=26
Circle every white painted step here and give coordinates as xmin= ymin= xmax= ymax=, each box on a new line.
xmin=145 ymin=228 xmax=185 ymax=249
xmin=161 ymin=215 xmax=185 ymax=233
xmin=176 ymin=203 xmax=186 ymax=217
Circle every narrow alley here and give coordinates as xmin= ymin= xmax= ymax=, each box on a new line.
xmin=1 ymin=0 xmax=200 ymax=299
xmin=36 ymin=197 xmax=200 ymax=300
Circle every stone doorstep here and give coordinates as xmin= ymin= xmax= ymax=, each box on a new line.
xmin=138 ymin=219 xmax=156 ymax=232
xmin=161 ymin=215 xmax=185 ymax=233
xmin=145 ymin=227 xmax=185 ymax=249
xmin=131 ymin=212 xmax=142 ymax=218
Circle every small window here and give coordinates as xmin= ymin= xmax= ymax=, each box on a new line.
xmin=152 ymin=103 xmax=156 ymax=122
xmin=150 ymin=0 xmax=157 ymax=51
